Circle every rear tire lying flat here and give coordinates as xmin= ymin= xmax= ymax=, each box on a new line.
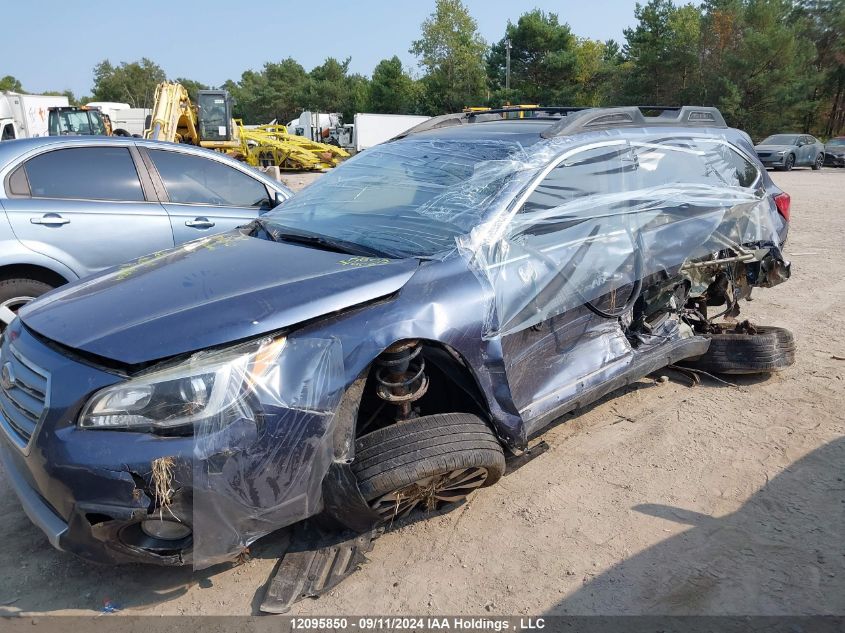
xmin=681 ymin=325 xmax=795 ymax=375
xmin=353 ymin=412 xmax=505 ymax=523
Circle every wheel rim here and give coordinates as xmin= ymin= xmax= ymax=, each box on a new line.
xmin=0 ymin=295 xmax=34 ymax=326
xmin=816 ymin=155 xmax=823 ymax=168
xmin=369 ymin=467 xmax=489 ymax=522
xmin=786 ymin=155 xmax=794 ymax=169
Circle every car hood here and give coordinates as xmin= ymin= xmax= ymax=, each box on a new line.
xmin=754 ymin=144 xmax=795 ymax=152
xmin=825 ymin=145 xmax=845 ymax=153
xmin=19 ymin=231 xmax=419 ymax=365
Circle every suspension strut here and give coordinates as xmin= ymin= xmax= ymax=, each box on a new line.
xmin=375 ymin=340 xmax=429 ymax=420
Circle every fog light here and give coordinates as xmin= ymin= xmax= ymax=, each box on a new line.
xmin=140 ymin=519 xmax=192 ymax=540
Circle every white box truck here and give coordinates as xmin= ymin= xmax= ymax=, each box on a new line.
xmin=352 ymin=113 xmax=430 ymax=152
xmin=286 ymin=111 xmax=430 ymax=153
xmin=0 ymin=92 xmax=70 ymax=140
xmin=86 ymin=102 xmax=151 ymax=137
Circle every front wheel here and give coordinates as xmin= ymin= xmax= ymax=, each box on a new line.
xmin=783 ymin=154 xmax=795 ymax=171
xmin=352 ymin=413 xmax=506 ymax=523
xmin=0 ymin=278 xmax=54 ymax=331
xmin=812 ymin=153 xmax=824 ymax=170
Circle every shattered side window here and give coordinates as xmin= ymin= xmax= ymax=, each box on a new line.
xmin=459 ymin=136 xmax=778 ymax=338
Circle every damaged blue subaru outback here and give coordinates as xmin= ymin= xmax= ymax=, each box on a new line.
xmin=0 ymin=107 xmax=793 ymax=580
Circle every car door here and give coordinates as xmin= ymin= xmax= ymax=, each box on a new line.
xmin=2 ymin=144 xmax=174 ymax=278
xmin=798 ymin=136 xmax=814 ymax=165
xmin=807 ymin=135 xmax=822 ymax=164
xmin=140 ymin=146 xmax=274 ymax=244
xmin=494 ymin=137 xmax=764 ymax=435
xmin=488 ymin=144 xmax=638 ymax=432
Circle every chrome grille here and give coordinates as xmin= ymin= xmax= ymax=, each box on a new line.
xmin=0 ymin=344 xmax=49 ymax=449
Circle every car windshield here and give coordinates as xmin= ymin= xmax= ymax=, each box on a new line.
xmin=760 ymin=135 xmax=799 ymax=145
xmin=826 ymin=138 xmax=845 ymax=147
xmin=262 ymin=139 xmax=531 ymax=258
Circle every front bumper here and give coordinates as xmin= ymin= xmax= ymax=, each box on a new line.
xmin=823 ymin=153 xmax=845 ymax=167
xmin=0 ymin=322 xmax=341 ymax=567
xmin=1 ymin=441 xmax=67 ymax=550
xmin=756 ymin=153 xmax=787 ymax=168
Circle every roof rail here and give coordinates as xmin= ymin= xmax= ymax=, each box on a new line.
xmin=393 ymin=106 xmax=589 ymax=140
xmin=540 ymin=106 xmax=727 ymax=138
xmin=394 ymin=105 xmax=727 ymax=141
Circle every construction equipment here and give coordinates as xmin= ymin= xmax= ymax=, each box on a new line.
xmin=144 ymin=81 xmax=347 ymax=170
xmin=463 ymin=105 xmax=540 ymax=119
xmin=48 ymin=106 xmax=111 ymax=137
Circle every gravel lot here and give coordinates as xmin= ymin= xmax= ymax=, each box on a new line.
xmin=0 ymin=168 xmax=842 ymax=617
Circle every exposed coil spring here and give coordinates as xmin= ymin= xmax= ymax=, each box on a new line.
xmin=375 ymin=340 xmax=429 ymax=418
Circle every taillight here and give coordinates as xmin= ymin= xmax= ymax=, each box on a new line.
xmin=774 ymin=192 xmax=791 ymax=222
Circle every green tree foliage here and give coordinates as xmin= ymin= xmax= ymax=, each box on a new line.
xmin=225 ymin=59 xmax=310 ymax=123
xmin=0 ymin=75 xmax=24 ymax=92
xmin=488 ymin=10 xmax=578 ymax=105
xmin=793 ymin=0 xmax=845 ymax=135
xmin=622 ymin=1 xmax=703 ymax=105
xmin=411 ymin=0 xmax=488 ymax=112
xmin=224 ymin=58 xmax=371 ymax=124
xmin=302 ymin=58 xmax=371 ymax=121
xmin=698 ymin=0 xmax=815 ymax=137
xmin=91 ymin=58 xmax=166 ymax=108
xmin=369 ymin=56 xmax=421 ymax=113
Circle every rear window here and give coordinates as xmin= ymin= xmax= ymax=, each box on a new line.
xmin=148 ymin=149 xmax=269 ymax=208
xmin=24 ymin=147 xmax=145 ymax=201
xmin=521 ymin=138 xmax=759 ymax=217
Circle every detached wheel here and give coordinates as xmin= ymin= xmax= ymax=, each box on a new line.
xmin=681 ymin=325 xmax=795 ymax=375
xmin=812 ymin=153 xmax=824 ymax=170
xmin=0 ymin=278 xmax=53 ymax=331
xmin=353 ymin=413 xmax=505 ymax=523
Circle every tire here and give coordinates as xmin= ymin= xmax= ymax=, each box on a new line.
xmin=0 ymin=278 xmax=53 ymax=330
xmin=681 ymin=325 xmax=795 ymax=375
xmin=783 ymin=154 xmax=795 ymax=171
xmin=352 ymin=413 xmax=506 ymax=522
xmin=812 ymin=153 xmax=823 ymax=170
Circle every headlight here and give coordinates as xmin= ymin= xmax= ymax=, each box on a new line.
xmin=79 ymin=337 xmax=286 ymax=430
xmin=776 ymin=150 xmax=787 ymax=155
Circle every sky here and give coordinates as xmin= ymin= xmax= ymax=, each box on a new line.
xmin=2 ymin=0 xmax=644 ymax=97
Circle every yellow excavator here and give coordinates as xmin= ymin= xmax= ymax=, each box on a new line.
xmin=144 ymin=82 xmax=347 ymax=170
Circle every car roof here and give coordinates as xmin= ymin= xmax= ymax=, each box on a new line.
xmin=397 ymin=106 xmax=732 ymax=143
xmin=410 ymin=120 xmax=552 ymax=146
xmin=0 ymin=134 xmax=213 ymax=156
xmin=0 ymin=135 xmax=290 ymax=193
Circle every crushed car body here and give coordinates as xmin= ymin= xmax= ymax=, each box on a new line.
xmin=0 ymin=106 xmax=791 ymax=570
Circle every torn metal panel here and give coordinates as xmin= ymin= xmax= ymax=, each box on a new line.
xmin=458 ymin=135 xmax=784 ymax=340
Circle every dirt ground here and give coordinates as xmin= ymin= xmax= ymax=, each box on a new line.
xmin=0 ymin=168 xmax=842 ymax=617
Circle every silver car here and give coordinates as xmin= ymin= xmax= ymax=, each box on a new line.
xmin=0 ymin=136 xmax=292 ymax=328
xmin=754 ymin=133 xmax=825 ymax=171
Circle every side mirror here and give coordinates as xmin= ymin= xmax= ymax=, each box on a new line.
xmin=273 ymin=191 xmax=286 ymax=208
